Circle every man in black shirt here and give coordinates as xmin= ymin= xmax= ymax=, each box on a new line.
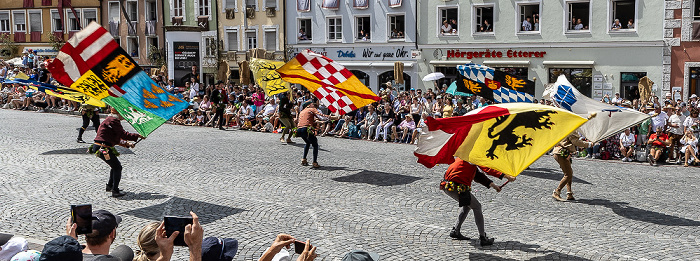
xmin=38 ymin=63 xmax=50 ymax=83
xmin=277 ymin=92 xmax=296 ymax=144
xmin=210 ymin=81 xmax=228 ymax=130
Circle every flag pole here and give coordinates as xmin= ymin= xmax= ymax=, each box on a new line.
xmin=499 ymin=180 xmax=510 ymax=190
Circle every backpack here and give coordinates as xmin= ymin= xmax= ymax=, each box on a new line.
xmin=636 ymin=147 xmax=648 ymax=162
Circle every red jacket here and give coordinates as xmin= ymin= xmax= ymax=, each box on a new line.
xmin=94 ymin=116 xmax=140 ymax=146
xmin=444 ymin=158 xmax=504 ymax=188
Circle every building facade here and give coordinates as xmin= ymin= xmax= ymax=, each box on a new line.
xmin=163 ymin=0 xmax=219 ymax=87
xmin=417 ymin=0 xmax=665 ymax=100
xmin=219 ymin=0 xmax=286 ymax=84
xmin=285 ymin=0 xmax=418 ymax=93
xmin=0 ymin=0 xmax=100 ymax=57
xmin=667 ymin=0 xmax=700 ymax=100
xmin=101 ymin=0 xmax=165 ymax=68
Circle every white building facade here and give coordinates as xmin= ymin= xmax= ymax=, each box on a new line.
xmin=285 ymin=0 xmax=418 ymax=93
xmin=417 ymin=0 xmax=665 ymax=100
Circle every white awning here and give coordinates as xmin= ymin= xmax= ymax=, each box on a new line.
xmin=483 ymin=60 xmax=531 ymax=67
xmin=543 ymin=61 xmax=595 ymax=66
xmin=429 ymin=60 xmax=471 ymax=66
xmin=337 ymin=61 xmax=414 ymax=67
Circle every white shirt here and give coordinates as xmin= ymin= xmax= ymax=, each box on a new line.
xmin=684 ymin=116 xmax=699 ymax=132
xmin=189 ymin=88 xmax=197 ymax=100
xmin=668 ymin=114 xmax=686 ymax=135
xmin=619 ymin=132 xmax=635 ymax=147
xmin=262 ymin=104 xmax=277 ymax=116
xmin=650 ymin=111 xmax=668 ymax=132
xmin=611 ymin=96 xmax=622 ymax=104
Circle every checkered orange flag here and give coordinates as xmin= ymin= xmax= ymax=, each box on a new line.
xmin=277 ymin=50 xmax=380 ymax=115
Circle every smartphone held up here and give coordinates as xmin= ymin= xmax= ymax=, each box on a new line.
xmin=70 ymin=204 xmax=92 ymax=235
xmin=163 ymin=216 xmax=193 ymax=246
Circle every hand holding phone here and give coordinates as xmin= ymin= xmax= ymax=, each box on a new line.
xmin=294 ymin=240 xmax=315 ymax=255
xmin=163 ymin=216 xmax=193 ymax=247
xmin=70 ymin=204 xmax=92 ymax=235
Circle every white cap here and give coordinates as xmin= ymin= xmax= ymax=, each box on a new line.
xmin=690 ymin=94 xmax=698 ymax=99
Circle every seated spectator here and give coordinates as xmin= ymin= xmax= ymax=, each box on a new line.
xmin=611 ymin=19 xmax=622 ymax=30
xmin=393 ymin=114 xmax=415 ymax=143
xmin=39 ymin=236 xmax=82 ymax=261
xmin=298 ymin=29 xmax=308 ymax=40
xmin=680 ymin=129 xmax=699 ymax=167
xmin=201 ymin=237 xmax=238 ymax=261
xmin=361 ymin=105 xmax=379 ymax=140
xmin=411 ymin=113 xmax=428 ymax=145
xmin=224 ymin=101 xmax=236 ymax=127
xmin=9 ymin=250 xmax=41 ymax=261
xmin=0 ymin=234 xmax=28 ymax=260
xmin=335 ymin=115 xmax=352 ymax=138
xmin=374 ymin=103 xmax=395 ymax=142
xmin=76 ymin=210 xmax=134 ymax=261
xmin=134 ymin=222 xmax=159 ymax=261
xmin=627 ymin=19 xmax=634 ymax=29
xmin=238 ymin=100 xmax=255 ymax=130
xmin=258 ymin=234 xmax=316 ymax=261
xmin=440 ymin=20 xmax=452 ymax=35
xmin=619 ymin=128 xmax=635 ymax=162
xmin=647 ymin=126 xmax=670 ymax=166
xmin=574 ymin=19 xmax=584 ymax=30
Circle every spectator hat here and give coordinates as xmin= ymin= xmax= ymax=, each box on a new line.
xmin=664 ymin=104 xmax=674 ymax=110
xmin=691 ymin=94 xmax=698 ymax=99
xmin=263 ymin=117 xmax=270 ymax=121
xmin=89 ymin=210 xmax=122 ymax=238
xmin=0 ymin=236 xmax=27 ymax=261
xmin=341 ymin=250 xmax=380 ymax=261
xmin=681 ymin=102 xmax=687 ymax=107
xmin=10 ymin=250 xmax=41 ymax=261
xmin=201 ymin=237 xmax=238 ymax=261
xmin=302 ymin=100 xmax=313 ymax=109
xmin=0 ymin=233 xmax=12 ymax=246
xmin=39 ymin=236 xmax=82 ymax=261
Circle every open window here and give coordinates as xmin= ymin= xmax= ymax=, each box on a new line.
xmin=83 ymin=9 xmax=97 ymax=25
xmin=298 ymin=18 xmax=312 ymax=41
xmin=438 ymin=7 xmax=458 ymax=36
xmin=610 ymin=0 xmax=636 ymax=32
xmin=474 ymin=5 xmax=494 ymax=33
xmin=66 ymin=10 xmax=81 ymax=32
xmin=695 ymin=0 xmax=700 ymax=20
xmin=356 ymin=16 xmax=370 ymax=41
xmin=389 ymin=14 xmax=405 ymax=40
xmin=566 ymin=1 xmax=590 ymax=32
xmin=127 ymin=37 xmax=139 ymax=57
xmin=51 ymin=10 xmax=63 ymax=32
xmin=517 ymin=3 xmax=540 ymax=33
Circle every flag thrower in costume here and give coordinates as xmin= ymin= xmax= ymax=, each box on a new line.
xmin=277 ymin=50 xmax=380 ymax=115
xmin=250 ymin=58 xmax=290 ymax=96
xmin=47 ymin=22 xmax=188 ymax=137
xmin=542 ymin=75 xmax=651 ymax=143
xmin=455 ymin=63 xmax=535 ymax=103
xmin=414 ymin=103 xmax=587 ymax=176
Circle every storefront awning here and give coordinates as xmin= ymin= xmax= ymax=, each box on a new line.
xmin=483 ymin=61 xmax=530 ymax=67
xmin=542 ymin=61 xmax=595 ymax=66
xmin=429 ymin=60 xmax=471 ymax=66
xmin=338 ymin=62 xmax=415 ymax=68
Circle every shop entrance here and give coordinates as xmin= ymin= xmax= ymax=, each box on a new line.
xmin=434 ymin=66 xmax=458 ymax=91
xmin=378 ymin=71 xmax=411 ymax=92
xmin=620 ymin=72 xmax=646 ymax=101
xmin=689 ymin=67 xmax=700 ymax=97
xmin=350 ymin=70 xmax=370 ymax=88
xmin=549 ymin=68 xmax=592 ymax=97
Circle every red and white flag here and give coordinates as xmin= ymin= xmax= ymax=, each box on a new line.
xmin=47 ymin=22 xmax=119 ymax=87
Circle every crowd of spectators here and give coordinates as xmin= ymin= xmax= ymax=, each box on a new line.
xmin=0 ymin=209 xmax=380 ymax=261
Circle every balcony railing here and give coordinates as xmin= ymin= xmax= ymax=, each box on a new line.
xmin=14 ymin=32 xmax=25 ymax=43
xmin=109 ymin=21 xmax=119 ymax=37
xmin=127 ymin=21 xmax=137 ymax=36
xmin=30 ymin=31 xmax=41 ymax=42
xmin=145 ymin=20 xmax=156 ymax=35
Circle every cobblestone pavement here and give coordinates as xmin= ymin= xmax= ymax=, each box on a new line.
xmin=1 ymin=109 xmax=699 ymax=261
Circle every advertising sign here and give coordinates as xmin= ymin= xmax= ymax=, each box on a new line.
xmin=173 ymin=42 xmax=200 ymax=87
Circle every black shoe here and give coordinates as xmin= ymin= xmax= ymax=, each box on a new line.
xmin=449 ymin=228 xmax=470 ymax=240
xmin=111 ymin=190 xmax=126 ymax=198
xmin=106 ymin=184 xmax=113 ymax=192
xmin=77 ymin=138 xmax=85 ymax=143
xmin=479 ymin=235 xmax=494 ymax=246
xmin=219 ymin=126 xmax=225 ymax=130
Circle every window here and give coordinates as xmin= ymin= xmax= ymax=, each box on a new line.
xmin=146 ymin=0 xmax=157 ymax=21
xmin=327 ymin=17 xmax=342 ymax=41
xmin=13 ymin=11 xmax=26 ymax=32
xmin=438 ymin=7 xmax=458 ymax=36
xmin=199 ymin=0 xmax=211 ymax=16
xmin=226 ymin=29 xmax=238 ymax=51
xmin=610 ymin=0 xmax=636 ymax=31
xmin=204 ymin=37 xmax=215 ymax=56
xmin=173 ymin=0 xmax=184 ymax=17
xmin=356 ymin=16 xmax=370 ymax=41
xmin=297 ymin=0 xmax=310 ymax=11
xmin=298 ymin=18 xmax=312 ymax=41
xmin=518 ymin=3 xmax=540 ymax=33
xmin=322 ymin=0 xmax=339 ymax=9
xmin=435 ymin=66 xmax=458 ymax=88
xmin=127 ymin=37 xmax=139 ymax=57
xmin=695 ymin=0 xmax=700 ymax=20
xmin=224 ymin=0 xmax=236 ymax=9
xmin=389 ymin=15 xmax=405 ymax=40
xmin=388 ymin=0 xmax=402 ymax=8
xmin=108 ymin=2 xmax=120 ymax=22
xmin=83 ymin=9 xmax=97 ymax=26
xmin=149 ymin=37 xmax=158 ymax=50
xmin=126 ymin=1 xmax=137 ymax=21
xmin=265 ymin=0 xmax=276 ymax=9
xmin=246 ymin=0 xmax=256 ymax=9
xmin=474 ymin=5 xmax=494 ymax=33
xmin=353 ymin=0 xmax=368 ymax=9
xmin=29 ymin=11 xmax=42 ymax=32
xmin=567 ymin=1 xmax=590 ymax=32
xmin=67 ymin=10 xmax=81 ymax=31
xmin=0 ymin=12 xmax=9 ymax=32
xmin=620 ymin=72 xmax=645 ymax=100
xmin=549 ymin=68 xmax=593 ymax=97
xmin=264 ymin=29 xmax=276 ymax=51
xmin=246 ymin=30 xmax=257 ymax=50
xmin=51 ymin=10 xmax=63 ymax=31
xmin=495 ymin=67 xmax=528 ymax=79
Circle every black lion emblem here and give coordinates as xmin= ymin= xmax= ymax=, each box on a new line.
xmin=485 ymin=111 xmax=557 ymax=160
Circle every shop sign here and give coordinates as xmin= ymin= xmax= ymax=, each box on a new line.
xmin=22 ymin=47 xmax=58 ymax=57
xmin=293 ymin=46 xmax=413 ymax=61
xmin=446 ymin=49 xmax=547 ymax=59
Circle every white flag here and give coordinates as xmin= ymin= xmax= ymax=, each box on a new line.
xmin=543 ymin=75 xmax=650 ymax=143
